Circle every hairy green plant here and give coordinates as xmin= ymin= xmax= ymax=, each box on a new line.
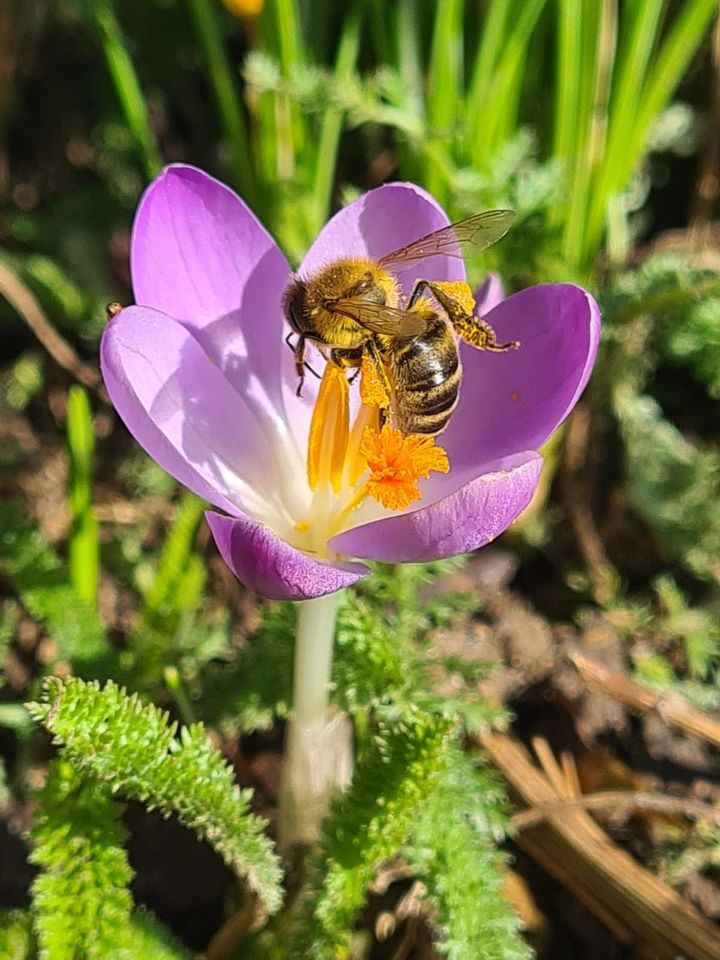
xmin=292 ymin=708 xmax=452 ymax=958
xmin=128 ymin=491 xmax=208 ymax=683
xmin=30 ymin=759 xmax=133 ymax=959
xmin=30 ymin=758 xmax=191 ymax=959
xmin=403 ymin=747 xmax=529 ymax=960
xmin=29 ymin=676 xmax=283 ymax=914
xmin=0 ymin=910 xmax=32 ymax=960
xmin=603 ymin=256 xmax=720 ymax=581
xmin=0 ymin=504 xmax=110 ymax=674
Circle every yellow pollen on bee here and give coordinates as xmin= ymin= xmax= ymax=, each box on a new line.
xmin=430 ymin=280 xmax=476 ymax=316
xmin=359 ymin=354 xmax=390 ymax=408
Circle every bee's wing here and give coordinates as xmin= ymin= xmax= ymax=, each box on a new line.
xmin=377 ymin=210 xmax=516 ymax=272
xmin=328 ymin=299 xmax=432 ymax=337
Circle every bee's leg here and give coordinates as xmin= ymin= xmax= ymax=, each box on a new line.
xmin=451 ymin=314 xmax=520 ymax=353
xmin=408 ymin=280 xmax=519 ymax=351
xmin=406 ymin=280 xmax=433 ymax=311
xmin=330 ymin=347 xmax=361 ymax=384
xmin=286 ymin=332 xmax=324 ymax=395
xmin=365 ymin=339 xmax=394 ymax=426
xmin=293 ymin=334 xmax=307 ymax=396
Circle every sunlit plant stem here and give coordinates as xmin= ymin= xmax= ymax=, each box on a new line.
xmin=278 ymin=591 xmax=352 ymax=854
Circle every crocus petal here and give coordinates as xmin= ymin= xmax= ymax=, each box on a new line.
xmin=442 ymin=284 xmax=601 ymax=471
xmin=297 ymin=182 xmax=466 ymax=296
xmin=474 ymin=272 xmax=505 ymax=314
xmin=206 ymin=511 xmax=369 ymax=600
xmin=330 ymin=452 xmax=542 ymax=563
xmin=101 ymin=305 xmax=306 ymax=524
xmin=131 ymin=164 xmax=292 ymax=418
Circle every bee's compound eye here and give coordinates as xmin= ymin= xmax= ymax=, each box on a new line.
xmin=283 ymin=280 xmax=307 ymax=335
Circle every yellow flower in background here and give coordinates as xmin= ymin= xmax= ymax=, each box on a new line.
xmin=221 ymin=0 xmax=263 ymax=19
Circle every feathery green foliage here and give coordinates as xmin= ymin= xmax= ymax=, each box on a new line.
xmin=30 ymin=759 xmax=134 ymax=960
xmin=603 ymin=257 xmax=720 ymax=580
xmin=124 ymin=911 xmax=191 ymax=959
xmin=200 ymin=600 xmax=295 ymax=732
xmin=292 ymin=708 xmax=451 ymax=958
xmin=617 ymin=388 xmax=720 ymax=580
xmin=0 ymin=911 xmax=32 ymax=960
xmin=0 ymin=503 xmax=109 ymax=672
xmin=29 ymin=676 xmax=283 ymax=913
xmin=129 ymin=491 xmax=208 ymax=682
xmin=334 ymin=563 xmax=501 ymax=732
xmin=403 ymin=747 xmax=529 ymax=960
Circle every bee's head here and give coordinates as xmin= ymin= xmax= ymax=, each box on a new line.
xmin=282 ymin=277 xmax=311 ymax=338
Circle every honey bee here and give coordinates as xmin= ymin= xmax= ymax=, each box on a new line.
xmin=283 ymin=210 xmax=519 ymax=436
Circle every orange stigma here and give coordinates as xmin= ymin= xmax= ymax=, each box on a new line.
xmin=360 ymin=423 xmax=449 ymax=511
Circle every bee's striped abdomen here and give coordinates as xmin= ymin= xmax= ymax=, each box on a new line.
xmin=389 ymin=317 xmax=461 ymax=437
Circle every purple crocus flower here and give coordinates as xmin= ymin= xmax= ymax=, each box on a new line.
xmin=100 ymin=165 xmax=600 ymax=601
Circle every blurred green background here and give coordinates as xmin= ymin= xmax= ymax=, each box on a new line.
xmin=2 ymin=1 xmax=720 ymax=958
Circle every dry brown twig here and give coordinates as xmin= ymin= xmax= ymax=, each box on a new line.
xmin=570 ymin=649 xmax=720 ymax=749
xmin=199 ymin=893 xmax=265 ymax=960
xmin=481 ymin=730 xmax=720 ymax=960
xmin=561 ymin=405 xmax=618 ymax=605
xmin=512 ymin=789 xmax=720 ymax=832
xmin=0 ymin=258 xmax=104 ymax=396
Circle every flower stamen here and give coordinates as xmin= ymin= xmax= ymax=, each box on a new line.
xmin=302 ymin=354 xmax=451 ymax=549
xmin=306 ymin=360 xmax=349 ymax=494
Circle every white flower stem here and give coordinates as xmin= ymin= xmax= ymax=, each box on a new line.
xmin=278 ymin=591 xmax=353 ymax=855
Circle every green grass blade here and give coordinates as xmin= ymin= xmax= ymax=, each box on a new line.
xmin=274 ymin=0 xmax=305 ymax=74
xmin=311 ymin=2 xmax=362 ymax=232
xmin=470 ymin=0 xmax=548 ymax=166
xmin=584 ymin=0 xmax=716 ymax=264
xmin=553 ymin=0 xmax=584 ymax=163
xmin=141 ymin=491 xmax=207 ymax=618
xmin=185 ymin=0 xmax=260 ymax=205
xmin=582 ymin=0 xmax=665 ymax=261
xmin=66 ymin=386 xmax=99 ymax=607
xmin=561 ymin=0 xmax=618 ymax=269
xmin=91 ymin=0 xmax=163 ymax=179
xmin=631 ymin=0 xmax=718 ymax=182
xmin=395 ymin=0 xmax=423 ymax=111
xmin=467 ymin=0 xmax=513 ymax=149
xmin=426 ymin=0 xmax=465 ymax=200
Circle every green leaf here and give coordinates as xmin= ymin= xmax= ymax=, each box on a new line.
xmin=30 ymin=677 xmax=283 ymax=914
xmin=293 ymin=708 xmax=451 ymax=958
xmin=30 ymin=759 xmax=134 ymax=960
xmin=403 ymin=748 xmax=529 ymax=960
xmin=0 ymin=910 xmax=32 ymax=960
xmin=0 ymin=503 xmax=109 ymax=672
xmin=126 ymin=911 xmax=191 ymax=959
xmin=200 ymin=601 xmax=295 ymax=733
